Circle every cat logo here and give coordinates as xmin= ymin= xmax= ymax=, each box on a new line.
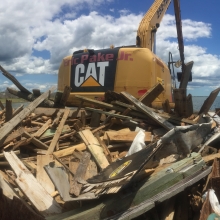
xmin=75 ymin=62 xmax=109 ymax=87
xmin=71 ymin=48 xmax=119 ymax=92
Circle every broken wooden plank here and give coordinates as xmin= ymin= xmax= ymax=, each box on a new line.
xmin=33 ymin=119 xmax=52 ymax=138
xmin=23 ymin=131 xmax=49 ymax=150
xmin=104 ymin=131 xmax=152 ymax=143
xmin=51 ymin=110 xmax=63 ymax=129
xmin=139 ymin=82 xmax=164 ymax=106
xmin=79 ymin=129 xmax=109 ymax=169
xmin=47 ymin=108 xmax=70 ymax=154
xmin=121 ymin=91 xmax=175 ymax=130
xmin=0 ymin=86 xmax=56 ymax=147
xmin=37 ymin=155 xmax=55 ymax=194
xmin=69 ymin=151 xmax=91 ymax=196
xmin=4 ymin=151 xmax=61 ymax=215
xmin=53 ymin=143 xmax=86 ymax=158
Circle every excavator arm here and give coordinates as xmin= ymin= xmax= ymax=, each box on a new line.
xmin=137 ymin=0 xmax=171 ymax=51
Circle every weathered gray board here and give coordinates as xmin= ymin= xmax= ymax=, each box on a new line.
xmin=44 ymin=162 xmax=96 ymax=201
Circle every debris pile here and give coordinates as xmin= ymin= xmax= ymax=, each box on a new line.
xmin=0 ymin=88 xmax=220 ymax=220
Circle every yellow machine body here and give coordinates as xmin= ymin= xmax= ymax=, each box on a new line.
xmin=57 ymin=0 xmax=172 ymax=108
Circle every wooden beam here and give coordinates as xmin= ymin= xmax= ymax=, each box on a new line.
xmin=23 ymin=131 xmax=49 ymax=150
xmin=37 ymin=155 xmax=55 ymax=194
xmin=47 ymin=108 xmax=70 ymax=154
xmin=78 ymin=129 xmax=109 ymax=169
xmin=33 ymin=119 xmax=52 ymax=138
xmin=69 ymin=151 xmax=91 ymax=196
xmin=104 ymin=131 xmax=152 ymax=143
xmin=139 ymin=82 xmax=164 ymax=106
xmin=199 ymin=87 xmax=220 ymax=115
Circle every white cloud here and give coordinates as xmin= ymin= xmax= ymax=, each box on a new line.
xmin=0 ymin=0 xmax=219 ymax=94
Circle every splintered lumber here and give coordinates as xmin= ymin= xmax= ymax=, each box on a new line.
xmin=69 ymin=151 xmax=91 ymax=196
xmin=51 ymin=110 xmax=63 ymax=129
xmin=23 ymin=131 xmax=49 ymax=150
xmin=139 ymin=82 xmax=164 ymax=106
xmin=47 ymin=108 xmax=70 ymax=155
xmin=121 ymin=91 xmax=174 ymax=130
xmin=4 ymin=151 xmax=61 ymax=215
xmin=33 ymin=119 xmax=52 ymax=138
xmin=104 ymin=131 xmax=152 ymax=142
xmin=79 ymin=129 xmax=109 ymax=169
xmin=37 ymin=155 xmax=55 ymax=194
xmin=0 ymin=86 xmax=56 ymax=147
xmin=53 ymin=143 xmax=86 ymax=158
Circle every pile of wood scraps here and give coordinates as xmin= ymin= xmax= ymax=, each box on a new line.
xmin=1 ymin=88 xmax=220 ymax=219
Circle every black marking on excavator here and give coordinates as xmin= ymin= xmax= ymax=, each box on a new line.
xmin=70 ymin=48 xmax=119 ymax=92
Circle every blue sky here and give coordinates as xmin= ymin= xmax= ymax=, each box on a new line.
xmin=0 ymin=0 xmax=219 ymax=96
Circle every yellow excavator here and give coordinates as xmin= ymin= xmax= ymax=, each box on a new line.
xmin=57 ymin=0 xmax=175 ymax=108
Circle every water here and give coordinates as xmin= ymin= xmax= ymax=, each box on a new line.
xmin=192 ymin=96 xmax=220 ymax=112
xmin=11 ymin=102 xmax=29 ymax=109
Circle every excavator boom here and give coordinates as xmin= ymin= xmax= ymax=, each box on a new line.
xmin=137 ymin=0 xmax=171 ymax=50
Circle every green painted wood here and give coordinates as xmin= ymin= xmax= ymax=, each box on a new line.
xmin=40 ymin=124 xmax=71 ymax=140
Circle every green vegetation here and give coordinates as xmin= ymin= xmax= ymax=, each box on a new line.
xmin=0 ymin=98 xmax=26 ymax=103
